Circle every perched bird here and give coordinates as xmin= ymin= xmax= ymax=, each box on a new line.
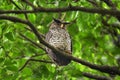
xmin=45 ymin=18 xmax=72 ymax=66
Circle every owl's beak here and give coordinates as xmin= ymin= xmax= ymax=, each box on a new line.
xmin=60 ymin=24 xmax=64 ymax=28
xmin=60 ymin=22 xmax=70 ymax=28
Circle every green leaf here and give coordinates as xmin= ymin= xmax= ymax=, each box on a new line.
xmin=0 ymin=57 xmax=4 ymax=63
xmin=28 ymin=14 xmax=36 ymax=23
xmin=5 ymin=32 xmax=14 ymax=41
xmin=22 ymin=67 xmax=33 ymax=76
xmin=6 ymin=65 xmax=18 ymax=71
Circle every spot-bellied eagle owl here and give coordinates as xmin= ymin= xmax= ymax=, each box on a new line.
xmin=45 ymin=18 xmax=72 ymax=66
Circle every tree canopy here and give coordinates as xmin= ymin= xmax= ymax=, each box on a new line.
xmin=0 ymin=0 xmax=120 ymax=80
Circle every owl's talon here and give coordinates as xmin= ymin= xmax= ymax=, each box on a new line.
xmin=57 ymin=47 xmax=71 ymax=54
xmin=65 ymin=50 xmax=72 ymax=54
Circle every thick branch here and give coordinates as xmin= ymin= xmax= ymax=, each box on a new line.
xmin=0 ymin=6 xmax=120 ymax=16
xmin=0 ymin=15 xmax=28 ymax=24
xmin=0 ymin=15 xmax=120 ymax=75
xmin=101 ymin=0 xmax=120 ymax=21
xmin=83 ymin=72 xmax=111 ymax=80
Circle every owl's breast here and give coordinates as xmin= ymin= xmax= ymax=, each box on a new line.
xmin=49 ymin=30 xmax=67 ymax=50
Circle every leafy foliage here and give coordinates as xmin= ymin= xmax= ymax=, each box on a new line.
xmin=0 ymin=0 xmax=120 ymax=80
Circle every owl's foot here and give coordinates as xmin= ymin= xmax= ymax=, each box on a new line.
xmin=65 ymin=50 xmax=72 ymax=54
xmin=57 ymin=47 xmax=71 ymax=54
xmin=57 ymin=47 xmax=72 ymax=54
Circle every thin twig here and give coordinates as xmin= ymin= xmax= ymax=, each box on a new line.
xmin=101 ymin=0 xmax=116 ymax=9
xmin=10 ymin=0 xmax=21 ymax=10
xmin=19 ymin=58 xmax=53 ymax=71
xmin=15 ymin=53 xmax=45 ymax=59
xmin=29 ymin=58 xmax=53 ymax=63
xmin=24 ymin=27 xmax=45 ymax=38
xmin=22 ymin=0 xmax=37 ymax=9
xmin=19 ymin=59 xmax=30 ymax=71
xmin=87 ymin=0 xmax=99 ymax=7
xmin=19 ymin=33 xmax=45 ymax=51
xmin=10 ymin=0 xmax=28 ymax=20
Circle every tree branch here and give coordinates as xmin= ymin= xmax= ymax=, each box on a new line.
xmin=24 ymin=27 xmax=45 ymax=38
xmin=102 ymin=0 xmax=116 ymax=9
xmin=83 ymin=72 xmax=111 ymax=80
xmin=19 ymin=33 xmax=45 ymax=51
xmin=19 ymin=59 xmax=30 ymax=71
xmin=101 ymin=0 xmax=120 ymax=21
xmin=0 ymin=15 xmax=120 ymax=75
xmin=22 ymin=0 xmax=37 ymax=9
xmin=0 ymin=15 xmax=28 ymax=24
xmin=29 ymin=58 xmax=53 ymax=63
xmin=10 ymin=0 xmax=28 ymax=20
xmin=87 ymin=0 xmax=99 ymax=7
xmin=10 ymin=0 xmax=21 ymax=10
xmin=0 ymin=6 xmax=120 ymax=16
xmin=19 ymin=58 xmax=52 ymax=71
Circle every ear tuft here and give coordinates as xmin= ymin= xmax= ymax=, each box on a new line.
xmin=53 ymin=17 xmax=70 ymax=24
xmin=62 ymin=22 xmax=70 ymax=24
xmin=53 ymin=18 xmax=61 ymax=24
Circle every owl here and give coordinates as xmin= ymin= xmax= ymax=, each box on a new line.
xmin=45 ymin=18 xmax=72 ymax=66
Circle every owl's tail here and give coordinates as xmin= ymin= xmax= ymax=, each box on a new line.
xmin=48 ymin=50 xmax=71 ymax=66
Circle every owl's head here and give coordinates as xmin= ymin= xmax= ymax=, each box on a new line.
xmin=50 ymin=18 xmax=70 ymax=29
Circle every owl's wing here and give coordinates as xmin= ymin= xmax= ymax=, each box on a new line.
xmin=69 ymin=35 xmax=72 ymax=53
xmin=45 ymin=31 xmax=53 ymax=54
xmin=66 ymin=32 xmax=72 ymax=54
xmin=45 ymin=31 xmax=52 ymax=42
